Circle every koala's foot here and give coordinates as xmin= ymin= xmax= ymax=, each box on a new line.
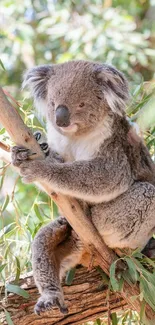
xmin=48 ymin=216 xmax=71 ymax=244
xmin=33 ymin=216 xmax=71 ymax=257
xmin=34 ymin=291 xmax=68 ymax=315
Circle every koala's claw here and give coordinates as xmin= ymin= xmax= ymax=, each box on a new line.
xmin=11 ymin=146 xmax=31 ymax=166
xmin=40 ymin=142 xmax=49 ymax=155
xmin=34 ymin=131 xmax=49 ymax=156
xmin=55 ymin=297 xmax=68 ymax=314
xmin=34 ymin=131 xmax=42 ymax=142
xmin=34 ymin=292 xmax=68 ymax=315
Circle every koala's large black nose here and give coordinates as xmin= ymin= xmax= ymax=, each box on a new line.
xmin=55 ymin=105 xmax=70 ymax=127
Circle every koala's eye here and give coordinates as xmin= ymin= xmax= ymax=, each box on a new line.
xmin=51 ymin=101 xmax=55 ymax=107
xmin=79 ymin=102 xmax=85 ymax=108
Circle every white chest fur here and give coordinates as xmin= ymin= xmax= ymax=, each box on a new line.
xmin=47 ymin=122 xmax=111 ymax=162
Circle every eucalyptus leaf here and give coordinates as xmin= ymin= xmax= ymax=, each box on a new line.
xmin=34 ymin=204 xmax=43 ymax=221
xmin=0 ymin=59 xmax=6 ymax=71
xmin=0 ymin=128 xmax=5 ymax=135
xmin=96 ymin=266 xmax=109 ymax=285
xmin=140 ymin=278 xmax=155 ymax=311
xmin=111 ymin=312 xmax=118 ymax=325
xmin=14 ymin=257 xmax=20 ymax=284
xmin=5 ymin=310 xmax=14 ymax=325
xmin=65 ymin=267 xmax=76 ymax=285
xmin=0 ymin=263 xmax=7 ymax=273
xmin=124 ymin=257 xmax=138 ymax=284
xmin=140 ymin=300 xmax=146 ymax=323
xmin=1 ymin=195 xmax=9 ymax=212
xmin=110 ymin=261 xmax=120 ymax=291
xmin=6 ymin=284 xmax=29 ymax=299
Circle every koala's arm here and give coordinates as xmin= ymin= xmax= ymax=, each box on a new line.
xmin=15 ymin=152 xmax=132 ymax=203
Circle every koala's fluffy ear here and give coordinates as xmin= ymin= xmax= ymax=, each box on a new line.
xmin=95 ymin=64 xmax=130 ymax=115
xmin=22 ymin=65 xmax=53 ymax=100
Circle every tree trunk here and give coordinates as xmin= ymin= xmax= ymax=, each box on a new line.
xmin=0 ymin=267 xmax=128 ymax=325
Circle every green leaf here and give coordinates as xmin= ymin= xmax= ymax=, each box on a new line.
xmin=124 ymin=257 xmax=138 ymax=284
xmin=0 ymin=59 xmax=6 ymax=71
xmin=140 ymin=299 xmax=146 ymax=323
xmin=0 ymin=128 xmax=5 ymax=135
xmin=1 ymin=195 xmax=9 ymax=212
xmin=140 ymin=277 xmax=155 ymax=311
xmin=111 ymin=312 xmax=118 ymax=325
xmin=0 ymin=223 xmax=15 ymax=239
xmin=5 ymin=310 xmax=14 ymax=325
xmin=34 ymin=204 xmax=43 ymax=221
xmin=96 ymin=319 xmax=101 ymax=325
xmin=96 ymin=266 xmax=109 ymax=285
xmin=133 ymin=83 xmax=143 ymax=97
xmin=141 ymin=268 xmax=155 ymax=288
xmin=122 ymin=311 xmax=129 ymax=324
xmin=6 ymin=284 xmax=29 ymax=299
xmin=132 ymin=248 xmax=143 ymax=259
xmin=122 ymin=269 xmax=134 ymax=287
xmin=14 ymin=257 xmax=20 ymax=284
xmin=65 ymin=267 xmax=76 ymax=285
xmin=110 ymin=261 xmax=120 ymax=291
xmin=142 ymin=256 xmax=155 ymax=269
xmin=0 ymin=263 xmax=7 ymax=273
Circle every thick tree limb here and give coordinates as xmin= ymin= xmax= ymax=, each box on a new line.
xmin=0 ymin=87 xmax=154 ymax=321
xmin=0 ymin=268 xmax=128 ymax=325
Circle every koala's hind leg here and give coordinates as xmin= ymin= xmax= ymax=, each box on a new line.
xmin=32 ymin=216 xmax=83 ymax=315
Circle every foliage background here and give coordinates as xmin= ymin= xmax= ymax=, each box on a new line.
xmin=0 ymin=0 xmax=155 ymax=324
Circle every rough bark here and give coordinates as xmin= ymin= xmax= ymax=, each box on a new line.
xmin=0 ymin=268 xmax=128 ymax=325
xmin=0 ymin=87 xmax=155 ymax=321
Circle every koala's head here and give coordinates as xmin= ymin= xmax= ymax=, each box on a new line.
xmin=23 ymin=60 xmax=129 ymax=137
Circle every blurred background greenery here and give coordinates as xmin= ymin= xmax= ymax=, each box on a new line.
xmin=0 ymin=0 xmax=155 ymax=324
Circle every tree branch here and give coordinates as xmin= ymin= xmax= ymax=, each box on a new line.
xmin=0 ymin=87 xmax=154 ymax=321
xmin=0 ymin=268 xmax=128 ymax=325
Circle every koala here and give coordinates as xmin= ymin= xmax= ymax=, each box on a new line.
xmin=11 ymin=60 xmax=155 ymax=315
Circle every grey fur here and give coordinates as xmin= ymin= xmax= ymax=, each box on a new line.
xmin=23 ymin=65 xmax=54 ymax=99
xmin=12 ymin=60 xmax=155 ymax=314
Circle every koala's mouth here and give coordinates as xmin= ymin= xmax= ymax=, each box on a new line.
xmin=59 ymin=123 xmax=78 ymax=133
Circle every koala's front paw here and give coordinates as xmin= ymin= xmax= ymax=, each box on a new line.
xmin=11 ymin=146 xmax=44 ymax=183
xmin=11 ymin=146 xmax=31 ymax=167
xmin=34 ymin=291 xmax=68 ymax=315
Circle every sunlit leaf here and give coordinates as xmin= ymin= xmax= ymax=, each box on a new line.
xmin=0 ymin=59 xmax=6 ymax=71
xmin=111 ymin=312 xmax=118 ymax=325
xmin=1 ymin=195 xmax=9 ymax=212
xmin=0 ymin=128 xmax=6 ymax=135
xmin=0 ymin=263 xmax=7 ymax=273
xmin=34 ymin=204 xmax=43 ymax=221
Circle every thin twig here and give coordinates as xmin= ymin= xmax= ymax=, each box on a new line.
xmin=0 ymin=141 xmax=10 ymax=152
